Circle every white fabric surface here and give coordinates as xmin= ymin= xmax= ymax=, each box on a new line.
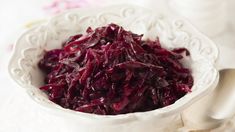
xmin=1 ymin=0 xmax=235 ymax=131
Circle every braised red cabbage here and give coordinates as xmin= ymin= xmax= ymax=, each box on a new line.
xmin=38 ymin=23 xmax=193 ymax=115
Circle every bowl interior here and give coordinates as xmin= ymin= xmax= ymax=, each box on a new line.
xmin=8 ymin=5 xmax=219 ymax=122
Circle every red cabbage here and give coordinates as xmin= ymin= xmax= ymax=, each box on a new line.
xmin=38 ymin=23 xmax=193 ymax=115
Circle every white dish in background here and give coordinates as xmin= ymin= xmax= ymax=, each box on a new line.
xmin=169 ymin=0 xmax=228 ymax=37
xmin=8 ymin=5 xmax=219 ymax=132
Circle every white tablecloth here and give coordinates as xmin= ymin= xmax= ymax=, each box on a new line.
xmin=1 ymin=0 xmax=235 ymax=131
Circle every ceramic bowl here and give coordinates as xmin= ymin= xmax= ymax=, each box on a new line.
xmin=8 ymin=5 xmax=219 ymax=132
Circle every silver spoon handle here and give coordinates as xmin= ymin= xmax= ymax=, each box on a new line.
xmin=209 ymin=71 xmax=235 ymax=120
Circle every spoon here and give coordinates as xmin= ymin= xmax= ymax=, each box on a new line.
xmin=209 ymin=70 xmax=235 ymax=120
xmin=208 ymin=42 xmax=235 ymax=120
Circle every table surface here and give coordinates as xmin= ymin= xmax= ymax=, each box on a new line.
xmin=1 ymin=0 xmax=235 ymax=131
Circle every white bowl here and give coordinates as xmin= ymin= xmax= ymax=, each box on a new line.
xmin=8 ymin=5 xmax=219 ymax=132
